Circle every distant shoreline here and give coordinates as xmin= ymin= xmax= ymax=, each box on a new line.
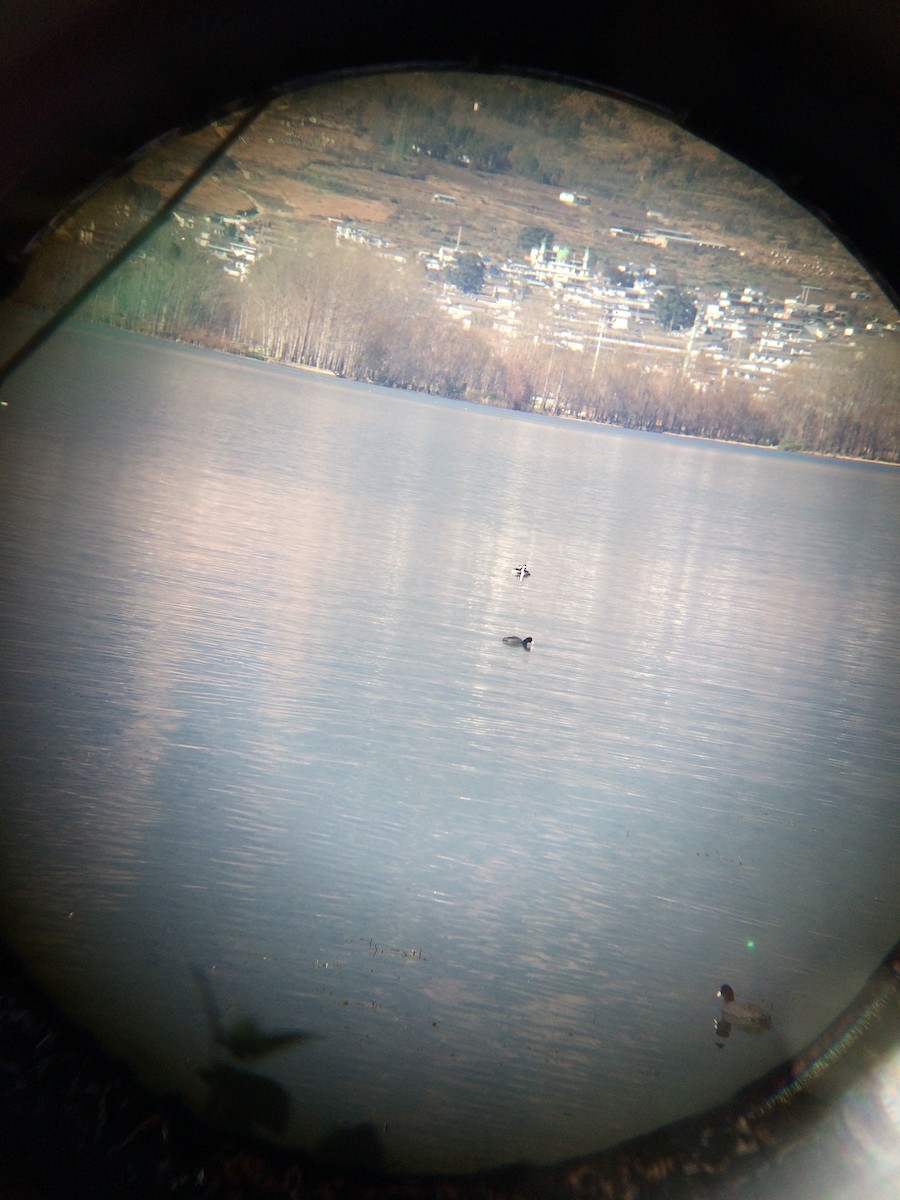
xmin=1 ymin=307 xmax=897 ymax=467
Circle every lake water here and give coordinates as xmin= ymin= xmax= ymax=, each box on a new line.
xmin=0 ymin=322 xmax=897 ymax=1173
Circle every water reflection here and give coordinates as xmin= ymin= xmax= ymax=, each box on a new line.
xmin=0 ymin=325 xmax=897 ymax=1172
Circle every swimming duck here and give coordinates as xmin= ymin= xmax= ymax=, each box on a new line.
xmin=502 ymin=635 xmax=533 ymax=649
xmin=513 ymin=564 xmax=531 ymax=578
xmin=717 ymin=984 xmax=772 ymax=1030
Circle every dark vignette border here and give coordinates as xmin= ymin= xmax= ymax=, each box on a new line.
xmin=0 ymin=3 xmax=898 ymax=1195
xmin=1 ymin=937 xmax=897 ymax=1199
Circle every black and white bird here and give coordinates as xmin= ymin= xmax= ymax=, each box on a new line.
xmin=502 ymin=635 xmax=533 ymax=649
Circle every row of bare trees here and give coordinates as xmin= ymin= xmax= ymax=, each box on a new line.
xmin=18 ymin=211 xmax=900 ymax=462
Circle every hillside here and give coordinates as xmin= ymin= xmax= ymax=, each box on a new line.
xmin=181 ymin=75 xmax=890 ymax=301
xmin=10 ymin=71 xmax=900 ymax=460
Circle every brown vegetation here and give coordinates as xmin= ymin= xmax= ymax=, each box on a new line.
xmin=7 ymin=75 xmax=900 ymax=461
xmin=13 ymin=204 xmax=896 ymax=462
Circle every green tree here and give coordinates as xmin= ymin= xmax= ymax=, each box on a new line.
xmin=518 ymin=225 xmax=554 ymax=253
xmin=654 ymin=289 xmax=697 ymax=332
xmin=447 ymin=252 xmax=485 ymax=294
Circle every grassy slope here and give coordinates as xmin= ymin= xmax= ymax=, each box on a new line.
xmin=12 ymin=71 xmax=899 ymax=458
xmin=120 ymin=72 xmax=893 ymax=319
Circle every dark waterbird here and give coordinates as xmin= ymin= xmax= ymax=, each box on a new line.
xmin=717 ymin=983 xmax=772 ymax=1032
xmin=502 ymin=635 xmax=533 ymax=649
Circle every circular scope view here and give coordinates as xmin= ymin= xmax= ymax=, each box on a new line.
xmin=0 ymin=72 xmax=898 ymax=1176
